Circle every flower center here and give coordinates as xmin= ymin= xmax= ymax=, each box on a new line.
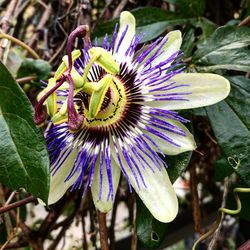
xmin=75 ymin=76 xmax=127 ymax=129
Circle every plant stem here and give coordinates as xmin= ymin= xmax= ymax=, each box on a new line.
xmin=0 ymin=0 xmax=19 ymax=59
xmin=0 ymin=196 xmax=37 ymax=214
xmin=0 ymin=33 xmax=40 ymax=59
xmin=97 ymin=211 xmax=109 ymax=250
xmin=208 ymin=177 xmax=229 ymax=250
xmin=0 ymin=185 xmax=13 ymax=236
xmin=190 ymin=163 xmax=202 ymax=234
xmin=16 ymin=76 xmax=37 ymax=84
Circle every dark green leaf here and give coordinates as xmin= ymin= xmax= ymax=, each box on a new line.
xmin=214 ymin=156 xmax=234 ymax=182
xmin=136 ymin=196 xmax=168 ymax=248
xmin=181 ymin=28 xmax=196 ymax=57
xmin=164 ymin=0 xmax=206 ymax=17
xmin=206 ymin=100 xmax=250 ymax=186
xmin=0 ymin=62 xmax=50 ymax=202
xmin=17 ymin=58 xmax=51 ymax=80
xmin=226 ymin=76 xmax=250 ymax=129
xmin=194 ymin=26 xmax=250 ymax=72
xmin=190 ymin=17 xmax=217 ymax=42
xmin=165 ymin=151 xmax=192 ymax=183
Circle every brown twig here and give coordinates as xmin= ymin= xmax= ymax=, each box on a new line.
xmin=189 ymin=162 xmax=203 ymax=234
xmin=48 ymin=38 xmax=67 ymax=64
xmin=16 ymin=76 xmax=37 ymax=84
xmin=91 ymin=0 xmax=115 ymax=31
xmin=77 ymin=0 xmax=92 ymax=28
xmin=27 ymin=3 xmax=52 ymax=48
xmin=208 ymin=177 xmax=229 ymax=250
xmin=0 ymin=0 xmax=18 ymax=33
xmin=0 ymin=196 xmax=36 ymax=215
xmin=113 ymin=0 xmax=129 ymax=18
xmin=89 ymin=201 xmax=98 ymax=249
xmin=10 ymin=210 xmax=42 ymax=250
xmin=0 ymin=185 xmax=13 ymax=237
xmin=0 ymin=231 xmax=18 ymax=250
xmin=109 ymin=196 xmax=119 ymax=250
xmin=47 ymin=199 xmax=80 ymax=250
xmin=238 ymin=15 xmax=250 ymax=26
xmin=0 ymin=0 xmax=19 ymax=59
xmin=130 ymin=194 xmax=137 ymax=250
xmin=97 ymin=211 xmax=109 ymax=250
xmin=238 ymin=239 xmax=250 ymax=250
xmin=82 ymin=211 xmax=88 ymax=250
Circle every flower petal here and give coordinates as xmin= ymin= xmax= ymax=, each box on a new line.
xmin=48 ymin=149 xmax=80 ymax=205
xmin=135 ymin=30 xmax=182 ymax=73
xmin=135 ymin=166 xmax=178 ymax=223
xmin=150 ymin=30 xmax=182 ymax=68
xmin=142 ymin=118 xmax=196 ymax=155
xmin=144 ymin=73 xmax=231 ymax=110
xmin=114 ymin=11 xmax=135 ymax=62
xmin=91 ymin=150 xmax=121 ymax=213
xmin=111 ymin=136 xmax=178 ymax=222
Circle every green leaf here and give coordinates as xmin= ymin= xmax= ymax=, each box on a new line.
xmin=0 ymin=62 xmax=50 ymax=202
xmin=164 ymin=0 xmax=206 ymax=17
xmin=226 ymin=76 xmax=250 ymax=129
xmin=136 ymin=151 xmax=191 ymax=248
xmin=136 ymin=196 xmax=168 ymax=248
xmin=206 ymin=99 xmax=250 ymax=186
xmin=165 ymin=151 xmax=192 ymax=183
xmin=194 ymin=26 xmax=250 ymax=72
xmin=214 ymin=156 xmax=234 ymax=182
xmin=17 ymin=58 xmax=51 ymax=80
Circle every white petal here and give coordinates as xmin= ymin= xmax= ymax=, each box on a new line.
xmin=48 ymin=149 xmax=80 ymax=205
xmin=145 ymin=73 xmax=231 ymax=110
xmin=142 ymin=119 xmax=196 ymax=155
xmin=91 ymin=154 xmax=121 ymax=213
xmin=136 ymin=30 xmax=182 ymax=73
xmin=111 ymin=137 xmax=178 ymax=222
xmin=151 ymin=30 xmax=182 ymax=68
xmin=135 ymin=166 xmax=178 ymax=223
xmin=114 ymin=11 xmax=135 ymax=63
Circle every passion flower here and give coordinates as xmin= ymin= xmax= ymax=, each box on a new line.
xmin=35 ymin=11 xmax=230 ymax=222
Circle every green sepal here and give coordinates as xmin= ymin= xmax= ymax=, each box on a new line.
xmin=88 ymin=47 xmax=120 ymax=74
xmin=89 ymin=74 xmax=113 ymax=118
